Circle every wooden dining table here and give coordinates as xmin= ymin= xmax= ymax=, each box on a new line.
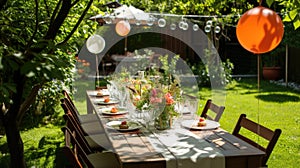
xmin=86 ymin=90 xmax=265 ymax=168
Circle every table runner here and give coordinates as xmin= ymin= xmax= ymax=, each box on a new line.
xmin=147 ymin=127 xmax=225 ymax=168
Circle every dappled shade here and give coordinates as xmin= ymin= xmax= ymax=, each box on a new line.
xmin=256 ymin=93 xmax=300 ymax=102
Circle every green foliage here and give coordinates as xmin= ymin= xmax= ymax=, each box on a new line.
xmin=279 ymin=0 xmax=300 ymax=29
xmin=190 ymin=51 xmax=234 ymax=87
xmin=0 ymin=0 xmax=103 ymax=125
xmin=282 ymin=22 xmax=300 ymax=48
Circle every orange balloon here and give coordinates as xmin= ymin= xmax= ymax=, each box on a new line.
xmin=115 ymin=20 xmax=131 ymax=36
xmin=236 ymin=6 xmax=284 ymax=54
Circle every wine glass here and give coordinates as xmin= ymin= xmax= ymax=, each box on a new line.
xmin=117 ymin=86 xmax=128 ymax=108
xmin=186 ymin=96 xmax=199 ymax=120
xmin=107 ymin=81 xmax=118 ymax=99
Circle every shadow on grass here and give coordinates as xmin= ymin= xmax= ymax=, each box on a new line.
xmin=229 ymin=78 xmax=300 ymax=95
xmin=256 ymin=93 xmax=300 ymax=103
xmin=0 ymin=133 xmax=67 ymax=167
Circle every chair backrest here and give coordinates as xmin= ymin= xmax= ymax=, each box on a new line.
xmin=62 ymin=90 xmax=81 ymax=116
xmin=200 ymin=99 xmax=225 ymax=122
xmin=61 ymin=98 xmax=82 ymax=126
xmin=61 ymin=99 xmax=92 ymax=136
xmin=232 ymin=114 xmax=281 ymax=166
xmin=62 ymin=90 xmax=75 ymax=107
xmin=63 ymin=113 xmax=93 ymax=154
xmin=61 ymin=126 xmax=93 ymax=168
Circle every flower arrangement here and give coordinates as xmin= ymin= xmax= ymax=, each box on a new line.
xmin=108 ymin=50 xmax=182 ymax=130
xmin=127 ymin=54 xmax=182 ymax=129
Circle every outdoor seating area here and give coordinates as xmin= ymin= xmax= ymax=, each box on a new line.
xmin=59 ymin=88 xmax=281 ymax=167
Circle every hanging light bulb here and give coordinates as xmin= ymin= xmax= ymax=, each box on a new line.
xmin=135 ymin=19 xmax=141 ymax=26
xmin=182 ymin=22 xmax=189 ymax=30
xmin=178 ymin=20 xmax=184 ymax=29
xmin=193 ymin=24 xmax=199 ymax=31
xmin=147 ymin=15 xmax=155 ymax=26
xmin=214 ymin=25 xmax=221 ymax=33
xmin=170 ymin=23 xmax=176 ymax=30
xmin=206 ymin=20 xmax=213 ymax=26
xmin=204 ymin=25 xmax=211 ymax=33
xmin=158 ymin=18 xmax=166 ymax=27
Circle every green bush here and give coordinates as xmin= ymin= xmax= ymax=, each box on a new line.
xmin=190 ymin=58 xmax=234 ymax=87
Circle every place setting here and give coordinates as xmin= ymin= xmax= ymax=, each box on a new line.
xmin=89 ymin=89 xmax=110 ymax=97
xmin=93 ymin=97 xmax=119 ymax=105
xmin=98 ymin=106 xmax=128 ymax=115
xmin=181 ymin=117 xmax=221 ymax=130
xmin=105 ymin=119 xmax=143 ymax=132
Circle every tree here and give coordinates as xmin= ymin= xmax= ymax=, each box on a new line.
xmin=274 ymin=0 xmax=300 ymax=30
xmin=0 ymin=0 xmax=102 ymax=167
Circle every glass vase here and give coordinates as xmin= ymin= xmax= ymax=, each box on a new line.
xmin=155 ymin=105 xmax=172 ymax=130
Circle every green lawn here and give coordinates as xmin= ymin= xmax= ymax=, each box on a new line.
xmin=221 ymin=79 xmax=300 ymax=168
xmin=0 ymin=78 xmax=299 ymax=167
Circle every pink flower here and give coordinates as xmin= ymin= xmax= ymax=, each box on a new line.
xmin=151 ymin=88 xmax=157 ymax=97
xmin=150 ymin=97 xmax=162 ymax=103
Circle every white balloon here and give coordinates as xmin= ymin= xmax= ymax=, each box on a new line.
xmin=86 ymin=34 xmax=105 ymax=54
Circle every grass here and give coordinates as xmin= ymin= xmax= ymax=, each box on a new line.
xmin=0 ymin=78 xmax=299 ymax=167
xmin=0 ymin=124 xmax=66 ymax=167
xmin=219 ymin=79 xmax=300 ymax=168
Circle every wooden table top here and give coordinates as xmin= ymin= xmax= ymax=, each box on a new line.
xmin=86 ymin=90 xmax=265 ymax=168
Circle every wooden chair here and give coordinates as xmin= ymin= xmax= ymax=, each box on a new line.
xmin=232 ymin=114 xmax=282 ymax=167
xmin=61 ymin=98 xmax=105 ymax=135
xmin=63 ymin=113 xmax=113 ymax=152
xmin=61 ymin=126 xmax=121 ymax=168
xmin=62 ymin=90 xmax=99 ymax=124
xmin=200 ymin=99 xmax=225 ymax=122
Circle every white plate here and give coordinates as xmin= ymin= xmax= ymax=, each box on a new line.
xmin=89 ymin=90 xmax=110 ymax=97
xmin=106 ymin=120 xmax=142 ymax=132
xmin=181 ymin=119 xmax=220 ymax=130
xmin=100 ymin=107 xmax=128 ymax=115
xmin=95 ymin=99 xmax=119 ymax=105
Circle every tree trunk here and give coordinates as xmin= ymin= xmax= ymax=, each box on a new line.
xmin=4 ymin=70 xmax=27 ymax=167
xmin=4 ymin=114 xmax=26 ymax=168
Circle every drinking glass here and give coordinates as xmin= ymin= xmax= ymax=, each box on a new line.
xmin=107 ymin=81 xmax=118 ymax=99
xmin=187 ymin=97 xmax=199 ymax=120
xmin=117 ymin=86 xmax=128 ymax=108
